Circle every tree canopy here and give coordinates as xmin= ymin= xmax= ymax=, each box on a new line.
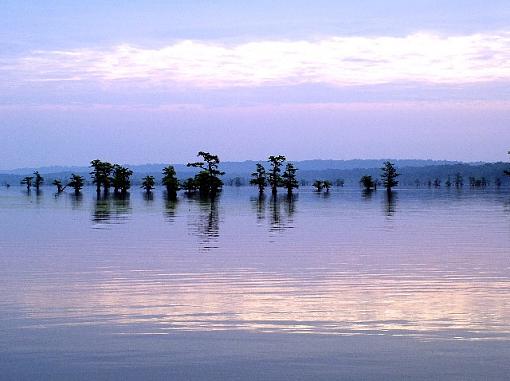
xmin=250 ymin=163 xmax=267 ymax=194
xmin=268 ymin=155 xmax=286 ymax=195
xmin=380 ymin=161 xmax=399 ymax=192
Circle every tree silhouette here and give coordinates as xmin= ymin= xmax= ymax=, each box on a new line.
xmin=52 ymin=179 xmax=65 ymax=193
xmin=68 ymin=174 xmax=85 ymax=194
xmin=187 ymin=151 xmax=224 ymax=197
xmin=250 ymin=163 xmax=267 ymax=194
xmin=34 ymin=171 xmax=44 ymax=191
xmin=182 ymin=177 xmax=197 ymax=194
xmin=141 ymin=175 xmax=155 ymax=193
xmin=162 ymin=165 xmax=180 ymax=198
xmin=360 ymin=175 xmax=375 ymax=191
xmin=112 ymin=164 xmax=133 ymax=194
xmin=380 ymin=161 xmax=399 ymax=193
xmin=323 ymin=180 xmax=332 ymax=192
xmin=21 ymin=176 xmax=33 ymax=190
xmin=268 ymin=155 xmax=286 ymax=195
xmin=313 ymin=180 xmax=323 ymax=192
xmin=282 ymin=162 xmax=299 ymax=196
xmin=90 ymin=160 xmax=113 ymax=193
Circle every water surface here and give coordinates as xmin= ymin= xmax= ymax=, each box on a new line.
xmin=1 ymin=187 xmax=509 ymax=380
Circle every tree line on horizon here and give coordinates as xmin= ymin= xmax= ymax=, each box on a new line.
xmin=16 ymin=151 xmax=510 ymax=197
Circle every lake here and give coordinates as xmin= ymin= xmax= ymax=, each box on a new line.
xmin=1 ymin=186 xmax=509 ymax=380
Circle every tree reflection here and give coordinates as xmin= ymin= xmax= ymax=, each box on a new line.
xmin=384 ymin=191 xmax=398 ymax=217
xmin=143 ymin=191 xmax=154 ymax=203
xmin=269 ymin=194 xmax=296 ymax=232
xmin=190 ymin=196 xmax=220 ymax=251
xmin=164 ymin=194 xmax=178 ymax=223
xmin=70 ymin=193 xmax=83 ymax=210
xmin=92 ymin=193 xmax=131 ymax=227
xmin=250 ymin=194 xmax=266 ymax=222
xmin=362 ymin=189 xmax=375 ymax=200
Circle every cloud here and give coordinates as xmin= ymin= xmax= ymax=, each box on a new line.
xmin=5 ymin=32 xmax=510 ymax=88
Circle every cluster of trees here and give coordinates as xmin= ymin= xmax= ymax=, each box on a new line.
xmin=360 ymin=161 xmax=400 ymax=193
xmin=312 ymin=180 xmax=332 ymax=192
xmin=29 ymin=152 xmax=218 ymax=199
xmin=21 ymin=171 xmax=85 ymax=194
xmin=414 ymin=174 xmax=499 ymax=188
xmin=89 ymin=159 xmax=181 ymax=198
xmin=249 ymin=155 xmax=299 ymax=196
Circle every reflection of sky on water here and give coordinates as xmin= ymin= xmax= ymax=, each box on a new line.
xmin=1 ymin=186 xmax=510 ymax=342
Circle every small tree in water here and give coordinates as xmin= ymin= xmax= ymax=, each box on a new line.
xmin=162 ymin=165 xmax=180 ymax=198
xmin=34 ymin=171 xmax=44 ymax=191
xmin=52 ymin=179 xmax=65 ymax=193
xmin=187 ymin=151 xmax=224 ymax=197
xmin=68 ymin=174 xmax=85 ymax=194
xmin=380 ymin=161 xmax=399 ymax=193
xmin=268 ymin=155 xmax=286 ymax=195
xmin=282 ymin=163 xmax=299 ymax=196
xmin=323 ymin=180 xmax=332 ymax=192
xmin=182 ymin=177 xmax=197 ymax=194
xmin=360 ymin=175 xmax=375 ymax=191
xmin=21 ymin=176 xmax=33 ymax=190
xmin=141 ymin=175 xmax=155 ymax=193
xmin=250 ymin=163 xmax=267 ymax=194
xmin=313 ymin=180 xmax=323 ymax=192
xmin=112 ymin=165 xmax=133 ymax=194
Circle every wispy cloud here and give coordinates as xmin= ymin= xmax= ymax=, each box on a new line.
xmin=5 ymin=32 xmax=510 ymax=87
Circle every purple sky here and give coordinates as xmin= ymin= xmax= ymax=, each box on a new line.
xmin=1 ymin=1 xmax=509 ymax=168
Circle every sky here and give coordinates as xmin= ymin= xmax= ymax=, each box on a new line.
xmin=1 ymin=0 xmax=510 ymax=168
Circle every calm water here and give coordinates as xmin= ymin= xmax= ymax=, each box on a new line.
xmin=1 ymin=186 xmax=510 ymax=380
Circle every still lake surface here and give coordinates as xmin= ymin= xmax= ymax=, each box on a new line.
xmin=1 ymin=186 xmax=509 ymax=380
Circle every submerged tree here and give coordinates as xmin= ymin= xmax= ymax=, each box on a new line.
xmin=335 ymin=179 xmax=345 ymax=187
xmin=21 ymin=176 xmax=33 ymax=190
xmin=67 ymin=174 xmax=85 ymax=194
xmin=111 ymin=164 xmax=133 ymax=194
xmin=52 ymin=179 xmax=65 ymax=193
xmin=162 ymin=165 xmax=180 ymax=198
xmin=90 ymin=159 xmax=113 ymax=193
xmin=282 ymin=162 xmax=299 ymax=196
xmin=313 ymin=180 xmax=323 ymax=192
xmin=323 ymin=180 xmax=332 ymax=192
xmin=187 ymin=151 xmax=225 ymax=197
xmin=360 ymin=175 xmax=375 ymax=191
xmin=141 ymin=175 xmax=155 ymax=193
xmin=268 ymin=155 xmax=286 ymax=195
xmin=433 ymin=178 xmax=441 ymax=188
xmin=380 ymin=161 xmax=399 ymax=193
xmin=250 ymin=163 xmax=267 ymax=194
xmin=454 ymin=173 xmax=463 ymax=188
xmin=34 ymin=171 xmax=44 ymax=191
xmin=445 ymin=176 xmax=452 ymax=188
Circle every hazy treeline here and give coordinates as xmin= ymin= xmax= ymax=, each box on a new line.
xmin=2 ymin=162 xmax=509 ymax=189
xmin=0 ymin=160 xmax=510 ymax=187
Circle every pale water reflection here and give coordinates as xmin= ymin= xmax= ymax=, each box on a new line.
xmin=1 ymin=186 xmax=510 ymax=379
